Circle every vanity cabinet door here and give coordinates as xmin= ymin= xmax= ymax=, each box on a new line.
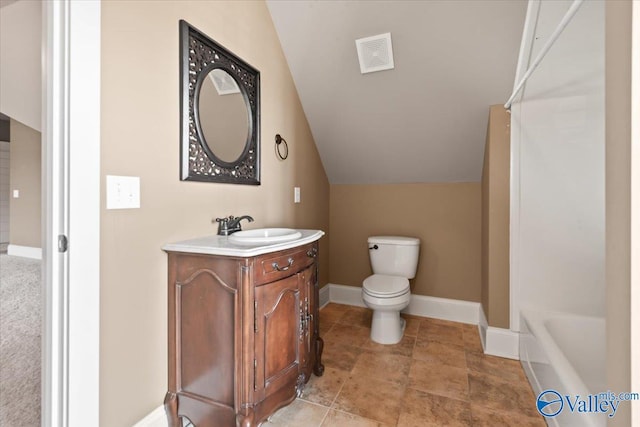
xmin=253 ymin=274 xmax=302 ymax=401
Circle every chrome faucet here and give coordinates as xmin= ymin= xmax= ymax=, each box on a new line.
xmin=214 ymin=215 xmax=254 ymax=236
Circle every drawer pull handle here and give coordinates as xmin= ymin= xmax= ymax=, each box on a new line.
xmin=272 ymin=258 xmax=294 ymax=271
xmin=306 ymin=248 xmax=318 ymax=258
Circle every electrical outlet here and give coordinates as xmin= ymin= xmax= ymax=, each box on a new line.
xmin=12 ymin=189 xmax=19 ymax=198
xmin=294 ymin=187 xmax=301 ymax=204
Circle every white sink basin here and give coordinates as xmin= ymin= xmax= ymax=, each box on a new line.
xmin=229 ymin=228 xmax=302 ymax=244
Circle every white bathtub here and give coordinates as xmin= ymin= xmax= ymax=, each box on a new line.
xmin=520 ymin=310 xmax=606 ymax=427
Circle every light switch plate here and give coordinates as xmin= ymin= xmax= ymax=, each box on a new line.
xmin=12 ymin=189 xmax=19 ymax=198
xmin=106 ymin=175 xmax=140 ymax=209
xmin=294 ymin=187 xmax=301 ymax=204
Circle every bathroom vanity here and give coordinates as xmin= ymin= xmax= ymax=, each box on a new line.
xmin=162 ymin=230 xmax=324 ymax=427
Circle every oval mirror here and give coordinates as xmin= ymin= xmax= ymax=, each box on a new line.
xmin=197 ymin=68 xmax=250 ymax=164
xmin=180 ymin=21 xmax=260 ymax=184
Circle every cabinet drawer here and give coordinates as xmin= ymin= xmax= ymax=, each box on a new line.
xmin=254 ymin=243 xmax=316 ymax=285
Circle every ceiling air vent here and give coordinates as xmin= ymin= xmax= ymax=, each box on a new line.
xmin=355 ymin=32 xmax=394 ymax=74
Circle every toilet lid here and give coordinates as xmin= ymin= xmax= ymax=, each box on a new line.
xmin=368 ymin=236 xmax=420 ymax=246
xmin=363 ymin=274 xmax=410 ymax=298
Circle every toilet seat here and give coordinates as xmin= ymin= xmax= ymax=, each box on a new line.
xmin=363 ymin=274 xmax=410 ymax=298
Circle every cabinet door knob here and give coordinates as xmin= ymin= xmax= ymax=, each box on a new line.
xmin=272 ymin=257 xmax=294 ymax=271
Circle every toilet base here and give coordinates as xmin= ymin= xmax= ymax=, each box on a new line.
xmin=370 ymin=310 xmax=406 ymax=345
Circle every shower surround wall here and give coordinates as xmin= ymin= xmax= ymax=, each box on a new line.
xmin=510 ymin=3 xmax=606 ymax=423
xmin=510 ymin=0 xmax=605 ymax=330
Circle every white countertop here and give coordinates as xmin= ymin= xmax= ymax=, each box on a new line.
xmin=163 ymin=229 xmax=325 ymax=257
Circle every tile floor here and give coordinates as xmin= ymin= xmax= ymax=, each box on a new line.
xmin=263 ymin=303 xmax=546 ymax=427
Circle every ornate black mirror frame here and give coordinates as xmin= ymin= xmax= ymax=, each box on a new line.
xmin=179 ymin=20 xmax=260 ymax=184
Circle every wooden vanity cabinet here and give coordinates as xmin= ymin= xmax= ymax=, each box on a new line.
xmin=164 ymin=241 xmax=324 ymax=427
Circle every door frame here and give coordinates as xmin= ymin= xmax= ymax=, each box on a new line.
xmin=41 ymin=1 xmax=100 ymax=426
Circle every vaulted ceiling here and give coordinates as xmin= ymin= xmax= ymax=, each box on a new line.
xmin=267 ymin=0 xmax=527 ymax=184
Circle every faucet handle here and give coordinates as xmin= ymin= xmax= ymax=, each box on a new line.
xmin=214 ymin=216 xmax=231 ymax=235
xmin=214 ymin=215 xmax=253 ymax=236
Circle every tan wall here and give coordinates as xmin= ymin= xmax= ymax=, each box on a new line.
xmin=605 ymin=2 xmax=631 ymax=426
xmin=329 ymin=183 xmax=481 ymax=302
xmin=0 ymin=0 xmax=41 ymax=132
xmin=481 ymin=105 xmax=510 ymax=328
xmin=100 ymin=1 xmax=329 ymax=425
xmin=9 ymin=119 xmax=40 ymax=248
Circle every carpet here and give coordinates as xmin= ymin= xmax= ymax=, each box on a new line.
xmin=0 ymin=254 xmax=41 ymax=426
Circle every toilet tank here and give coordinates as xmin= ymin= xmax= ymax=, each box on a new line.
xmin=368 ymin=236 xmax=420 ymax=278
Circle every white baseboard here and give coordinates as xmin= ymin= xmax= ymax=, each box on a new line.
xmin=327 ymin=283 xmax=519 ymax=359
xmin=405 ymin=293 xmax=480 ymax=325
xmin=7 ymin=244 xmax=42 ymax=260
xmin=478 ymin=304 xmax=488 ymax=350
xmin=327 ymin=283 xmax=366 ymax=308
xmin=327 ymin=283 xmax=480 ymax=325
xmin=132 ymin=405 xmax=167 ymax=427
xmin=485 ymin=327 xmax=520 ymax=360
xmin=319 ymin=284 xmax=330 ymax=308
xmin=478 ymin=306 xmax=519 ymax=360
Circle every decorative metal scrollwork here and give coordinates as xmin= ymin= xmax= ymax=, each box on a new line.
xmin=295 ymin=373 xmax=306 ymax=398
xmin=179 ymin=20 xmax=260 ymax=184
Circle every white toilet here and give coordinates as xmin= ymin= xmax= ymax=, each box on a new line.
xmin=362 ymin=236 xmax=420 ymax=344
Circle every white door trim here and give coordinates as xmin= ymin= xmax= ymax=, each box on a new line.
xmin=42 ymin=1 xmax=101 ymax=426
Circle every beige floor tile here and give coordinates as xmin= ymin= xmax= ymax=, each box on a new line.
xmin=263 ymin=399 xmax=329 ymax=427
xmin=418 ymin=319 xmax=464 ymax=348
xmin=460 ymin=323 xmax=483 ymax=353
xmin=321 ymin=409 xmax=390 ymax=426
xmin=412 ymin=337 xmax=467 ymax=369
xmin=319 ymin=303 xmax=351 ymax=324
xmin=350 ymin=351 xmax=412 ymax=387
xmin=360 ymin=333 xmax=416 ymax=358
xmin=332 ymin=375 xmax=406 ymax=425
xmin=323 ymin=323 xmax=371 ymax=348
xmin=468 ymin=372 xmax=539 ymax=418
xmin=319 ymin=320 xmax=335 ymax=335
xmin=470 ymin=404 xmax=547 ymax=427
xmin=339 ymin=306 xmax=373 ymax=328
xmin=421 ymin=317 xmax=463 ymax=328
xmin=300 ymin=367 xmax=349 ymax=407
xmin=269 ymin=308 xmax=544 ymax=427
xmin=401 ymin=314 xmax=421 ymax=337
xmin=408 ymin=358 xmax=469 ymax=401
xmin=397 ymin=388 xmax=472 ymax=427
xmin=321 ymin=340 xmax=363 ymax=372
xmin=465 ymin=351 xmax=527 ymax=383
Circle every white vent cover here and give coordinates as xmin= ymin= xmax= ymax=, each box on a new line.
xmin=355 ymin=32 xmax=394 ymax=74
xmin=209 ymin=69 xmax=240 ymax=95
